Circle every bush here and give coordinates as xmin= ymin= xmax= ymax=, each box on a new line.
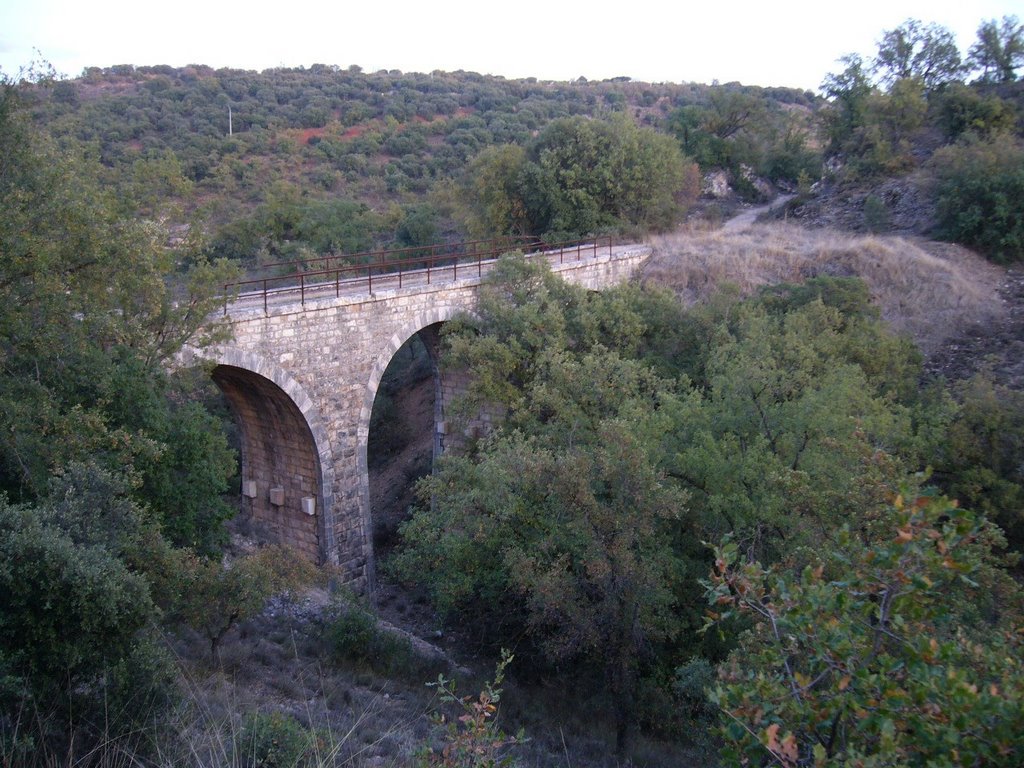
xmin=236 ymin=711 xmax=316 ymax=768
xmin=863 ymin=193 xmax=890 ymax=232
xmin=935 ymin=372 xmax=1024 ymax=553
xmin=935 ymin=83 xmax=1017 ymax=140
xmin=0 ymin=468 xmax=177 ymax=762
xmin=703 ymin=493 xmax=1024 ymax=766
xmin=322 ymin=600 xmax=423 ymax=678
xmin=930 ymin=135 xmax=1024 ymax=262
xmin=175 ymin=545 xmax=318 ymax=662
xmin=672 ymin=658 xmax=718 ymax=727
xmin=0 ymin=487 xmax=154 ymax=696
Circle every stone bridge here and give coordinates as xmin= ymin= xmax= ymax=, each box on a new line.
xmin=184 ymin=241 xmax=650 ymax=590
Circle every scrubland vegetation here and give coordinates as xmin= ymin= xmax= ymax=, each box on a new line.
xmin=1 ymin=13 xmax=1024 ymax=768
xmin=646 ymin=226 xmax=1004 ymax=353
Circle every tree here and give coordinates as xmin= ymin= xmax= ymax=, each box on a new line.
xmin=667 ymin=89 xmax=767 ymax=171
xmin=934 ymin=82 xmax=1018 ymax=140
xmin=929 ymin=134 xmax=1024 ymax=263
xmin=873 ymin=19 xmax=964 ymax=91
xmin=459 ymin=144 xmax=532 ymax=239
xmin=0 ymin=465 xmax=178 ymax=760
xmin=0 ymin=71 xmax=239 ymax=549
xmin=968 ymin=15 xmax=1024 ymax=83
xmin=821 ymin=48 xmax=934 ymax=174
xmin=663 ymin=280 xmax=927 ymax=562
xmin=821 ymin=55 xmax=876 ymax=153
xmin=530 ymin=115 xmax=696 ymax=237
xmin=459 ymin=117 xmax=697 ymax=240
xmin=703 ymin=492 xmax=1024 ymax=766
xmin=395 ymin=203 xmax=439 ymax=248
xmin=175 ymin=545 xmax=318 ymax=661
xmin=392 ymin=256 xmax=697 ymax=754
xmin=932 ymin=372 xmax=1024 ymax=553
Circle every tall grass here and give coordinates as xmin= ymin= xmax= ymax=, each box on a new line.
xmin=2 ymin=626 xmax=435 ymax=768
xmin=645 ymin=224 xmax=1004 ymax=353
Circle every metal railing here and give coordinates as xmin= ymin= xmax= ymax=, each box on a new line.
xmin=222 ymin=235 xmax=616 ymax=314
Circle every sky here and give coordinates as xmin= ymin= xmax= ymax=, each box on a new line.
xmin=1 ymin=0 xmax=1021 ymax=91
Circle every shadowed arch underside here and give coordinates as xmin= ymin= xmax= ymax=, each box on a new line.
xmin=213 ymin=365 xmax=325 ymax=562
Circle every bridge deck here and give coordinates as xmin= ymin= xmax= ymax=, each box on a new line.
xmin=222 ymin=240 xmax=645 ymax=318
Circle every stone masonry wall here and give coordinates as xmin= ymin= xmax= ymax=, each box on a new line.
xmin=213 ymin=365 xmax=322 ymax=561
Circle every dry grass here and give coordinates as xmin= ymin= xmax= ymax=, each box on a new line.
xmin=644 ymin=224 xmax=1005 ymax=354
xmin=150 ymin=622 xmax=440 ymax=767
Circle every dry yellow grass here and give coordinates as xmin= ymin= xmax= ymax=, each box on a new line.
xmin=643 ymin=224 xmax=1005 ymax=354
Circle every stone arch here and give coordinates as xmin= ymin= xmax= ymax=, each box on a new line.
xmin=186 ymin=347 xmax=338 ymax=565
xmin=358 ymin=306 xmax=469 ymax=454
xmin=357 ymin=307 xmax=468 ymax=576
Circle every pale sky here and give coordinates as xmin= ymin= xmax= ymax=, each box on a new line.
xmin=1 ymin=0 xmax=1021 ymax=91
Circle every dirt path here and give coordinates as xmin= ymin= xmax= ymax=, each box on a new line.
xmin=720 ymin=194 xmax=795 ymax=233
xmin=923 ymin=267 xmax=1024 ymax=390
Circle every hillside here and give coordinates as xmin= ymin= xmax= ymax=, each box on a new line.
xmin=25 ymin=64 xmax=819 ymax=261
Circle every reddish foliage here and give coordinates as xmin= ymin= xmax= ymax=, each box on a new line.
xmin=296 ymin=127 xmax=327 ymax=145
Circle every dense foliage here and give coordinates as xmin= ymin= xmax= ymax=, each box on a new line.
xmin=929 ymin=134 xmax=1024 ymax=262
xmin=705 ymin=493 xmax=1023 ymax=765
xmin=667 ymin=87 xmax=821 ymax=195
xmin=0 ymin=70 xmax=317 ymax=763
xmin=390 ymin=254 xmax=1024 ymax=759
xmin=14 ymin=62 xmax=818 ymax=264
xmin=816 ymin=16 xmax=1024 ymax=261
xmin=0 ymin=74 xmax=239 ymax=550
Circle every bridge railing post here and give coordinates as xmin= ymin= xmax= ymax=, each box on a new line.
xmin=263 ymin=279 xmax=268 ymax=315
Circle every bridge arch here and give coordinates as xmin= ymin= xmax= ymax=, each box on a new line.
xmin=359 ymin=306 xmax=471 ymax=432
xmin=358 ymin=307 xmax=470 ymax=582
xmin=195 ymin=347 xmax=338 ymax=564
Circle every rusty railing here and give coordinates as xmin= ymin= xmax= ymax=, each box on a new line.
xmin=222 ymin=235 xmax=616 ymax=314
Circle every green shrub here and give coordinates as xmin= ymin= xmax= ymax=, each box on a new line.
xmin=323 ymin=601 xmax=420 ymax=678
xmin=672 ymin=658 xmax=718 ymax=727
xmin=236 ymin=711 xmax=315 ymax=768
xmin=0 ymin=468 xmax=177 ymax=762
xmin=863 ymin=193 xmax=890 ymax=232
xmin=0 ymin=489 xmax=154 ymax=696
xmin=935 ymin=83 xmax=1017 ymax=140
xmin=930 ymin=135 xmax=1024 ymax=262
xmin=934 ymin=372 xmax=1024 ymax=553
xmin=703 ymin=493 xmax=1024 ymax=766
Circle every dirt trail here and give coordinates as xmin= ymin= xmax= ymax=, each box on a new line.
xmin=720 ymin=194 xmax=795 ymax=232
xmin=924 ymin=267 xmax=1024 ymax=389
